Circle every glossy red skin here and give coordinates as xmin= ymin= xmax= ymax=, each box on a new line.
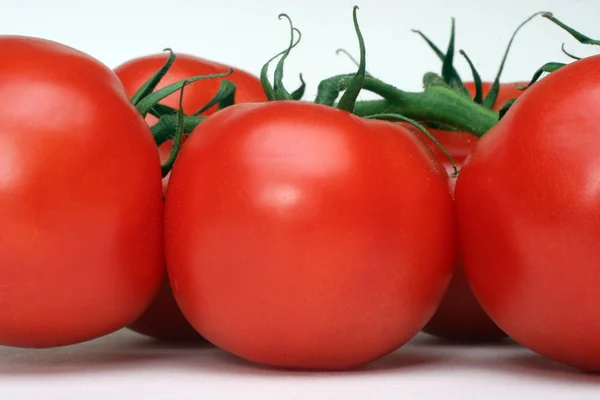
xmin=456 ymin=55 xmax=600 ymax=371
xmin=0 ymin=36 xmax=164 ymax=348
xmin=402 ymin=124 xmax=504 ymax=341
xmin=399 ymin=81 xmax=526 ymax=342
xmin=114 ymin=53 xmax=267 ymax=341
xmin=164 ymin=101 xmax=457 ymax=369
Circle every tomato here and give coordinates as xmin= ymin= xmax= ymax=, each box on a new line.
xmin=397 ymin=81 xmax=525 ymax=342
xmin=0 ymin=36 xmax=164 ymax=348
xmin=164 ymin=100 xmax=457 ymax=369
xmin=401 ymin=124 xmax=502 ymax=341
xmin=126 ymin=274 xmax=200 ymax=342
xmin=114 ymin=53 xmax=267 ymax=341
xmin=456 ymin=54 xmax=600 ymax=371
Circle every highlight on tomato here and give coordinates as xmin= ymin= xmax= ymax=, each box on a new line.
xmin=114 ymin=52 xmax=269 ymax=342
xmin=163 ymin=8 xmax=459 ymax=369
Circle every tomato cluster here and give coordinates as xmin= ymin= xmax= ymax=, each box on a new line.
xmin=1 ymin=8 xmax=600 ymax=373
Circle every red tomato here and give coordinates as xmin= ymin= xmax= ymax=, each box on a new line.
xmin=456 ymin=54 xmax=600 ymax=371
xmin=401 ymin=124 xmax=504 ymax=341
xmin=400 ymin=81 xmax=526 ymax=342
xmin=125 ymin=275 xmax=200 ymax=342
xmin=164 ymin=101 xmax=457 ymax=369
xmin=114 ymin=52 xmax=268 ymax=191
xmin=0 ymin=36 xmax=164 ymax=348
xmin=114 ymin=53 xmax=267 ymax=341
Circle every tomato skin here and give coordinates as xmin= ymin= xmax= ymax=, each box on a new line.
xmin=164 ymin=101 xmax=457 ymax=369
xmin=126 ymin=274 xmax=200 ymax=342
xmin=0 ymin=36 xmax=164 ymax=348
xmin=401 ymin=125 xmax=503 ymax=341
xmin=456 ymin=54 xmax=600 ymax=371
xmin=114 ymin=53 xmax=267 ymax=341
xmin=399 ymin=82 xmax=525 ymax=342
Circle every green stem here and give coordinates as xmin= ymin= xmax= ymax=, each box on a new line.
xmin=161 ymin=81 xmax=188 ymax=177
xmin=290 ymin=74 xmax=306 ymax=100
xmin=318 ymin=74 xmax=498 ymax=137
xmin=337 ymin=6 xmax=366 ymax=113
xmin=151 ymin=115 xmax=205 ymax=146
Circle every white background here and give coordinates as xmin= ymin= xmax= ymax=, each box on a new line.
xmin=2 ymin=0 xmax=600 ymax=94
xmin=2 ymin=0 xmax=600 ymax=399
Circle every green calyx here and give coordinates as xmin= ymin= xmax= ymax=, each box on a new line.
xmin=254 ymin=5 xmax=497 ymax=171
xmin=160 ymin=81 xmax=188 ymax=178
xmin=131 ymin=49 xmax=234 ymax=119
xmin=413 ymin=11 xmax=545 ymax=109
xmin=258 ymin=6 xmax=497 ymax=137
xmin=543 ymin=12 xmax=600 ymax=46
xmin=127 ymin=48 xmax=239 ymax=174
xmin=260 ymin=5 xmax=368 ymax=112
xmin=336 ymin=6 xmax=366 ymax=113
xmin=519 ymin=13 xmax=600 ymax=88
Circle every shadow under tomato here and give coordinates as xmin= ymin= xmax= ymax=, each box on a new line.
xmin=0 ymin=329 xmax=216 ymax=376
xmin=502 ymin=353 xmax=600 ymax=384
xmin=173 ymin=342 xmax=444 ymax=378
xmin=411 ymin=332 xmax=519 ymax=348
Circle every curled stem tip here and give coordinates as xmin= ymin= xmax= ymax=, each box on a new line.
xmin=272 ymin=13 xmax=297 ymax=100
xmin=482 ymin=11 xmax=544 ymax=109
xmin=561 ymin=43 xmax=582 ymax=60
xmin=542 ymin=12 xmax=600 ymax=45
xmin=337 ymin=6 xmax=366 ymax=113
xmin=131 ymin=48 xmax=177 ymax=106
xmin=260 ymin=21 xmax=302 ymax=101
xmin=290 ymin=73 xmax=306 ymax=100
xmin=441 ymin=18 xmax=457 ymax=87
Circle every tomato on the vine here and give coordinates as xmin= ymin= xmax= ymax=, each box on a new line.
xmin=114 ymin=53 xmax=267 ymax=341
xmin=456 ymin=54 xmax=600 ymax=370
xmin=403 ymin=81 xmax=526 ymax=342
xmin=0 ymin=36 xmax=164 ymax=348
xmin=164 ymin=100 xmax=457 ymax=369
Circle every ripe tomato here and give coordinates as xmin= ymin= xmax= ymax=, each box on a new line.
xmin=125 ymin=275 xmax=200 ymax=342
xmin=400 ymin=81 xmax=525 ymax=342
xmin=402 ymin=124 xmax=504 ymax=341
xmin=114 ymin=53 xmax=267 ymax=341
xmin=0 ymin=36 xmax=164 ymax=348
xmin=164 ymin=101 xmax=457 ymax=369
xmin=456 ymin=54 xmax=600 ymax=371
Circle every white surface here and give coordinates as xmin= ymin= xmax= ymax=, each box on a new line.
xmin=2 ymin=0 xmax=600 ymax=398
xmin=1 ymin=329 xmax=599 ymax=399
